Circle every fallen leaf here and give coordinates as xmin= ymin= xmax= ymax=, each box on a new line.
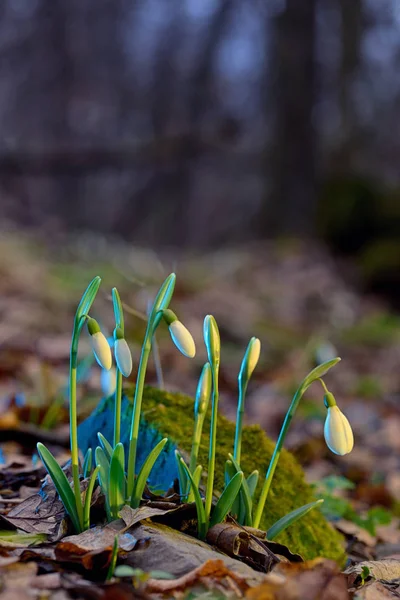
xmin=207 ymin=522 xmax=279 ymax=572
xmin=246 ymin=558 xmax=349 ymax=600
xmin=0 ymin=560 xmax=38 ymax=600
xmin=355 ymin=580 xmax=400 ymax=599
xmin=345 ymin=558 xmax=400 ymax=582
xmin=56 ymin=525 xmax=137 ymax=572
xmin=146 ymin=558 xmax=250 ymax=596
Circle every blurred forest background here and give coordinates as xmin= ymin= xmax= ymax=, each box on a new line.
xmin=0 ymin=0 xmax=399 ymax=297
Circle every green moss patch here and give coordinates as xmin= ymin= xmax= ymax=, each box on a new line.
xmin=80 ymin=384 xmax=346 ymax=563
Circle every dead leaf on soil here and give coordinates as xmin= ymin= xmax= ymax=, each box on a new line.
xmin=146 ymin=558 xmax=251 ymax=596
xmin=246 ymin=558 xmax=350 ymax=600
xmin=207 ymin=522 xmax=279 ymax=573
xmin=354 ymin=580 xmax=400 ymax=599
xmin=0 ymin=560 xmax=38 ymax=600
xmin=345 ymin=558 xmax=400 ymax=582
xmin=56 ymin=524 xmax=137 ymax=572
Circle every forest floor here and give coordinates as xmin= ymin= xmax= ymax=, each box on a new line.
xmin=0 ymin=230 xmax=400 ymax=598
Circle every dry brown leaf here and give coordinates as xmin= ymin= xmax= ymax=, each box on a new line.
xmin=146 ymin=558 xmax=250 ymax=595
xmin=0 ymin=560 xmax=38 ymax=600
xmin=246 ymin=558 xmax=350 ymax=600
xmin=56 ymin=525 xmax=137 ymax=571
xmin=345 ymin=559 xmax=400 ymax=581
xmin=355 ymin=581 xmax=400 ymax=599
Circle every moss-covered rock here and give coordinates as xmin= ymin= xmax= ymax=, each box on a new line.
xmin=78 ymin=385 xmax=346 ymax=563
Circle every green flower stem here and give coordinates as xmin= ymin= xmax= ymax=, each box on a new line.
xmin=126 ymin=334 xmax=152 ymax=500
xmin=204 ymin=367 xmax=219 ymax=526
xmin=253 ymin=383 xmax=309 ymax=529
xmin=113 ymin=369 xmax=123 ymax=447
xmin=69 ymin=319 xmax=86 ymax=530
xmin=233 ymin=382 xmax=247 ymax=464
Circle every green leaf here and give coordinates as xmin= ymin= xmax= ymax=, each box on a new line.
xmin=148 ymin=273 xmax=176 ymax=326
xmin=210 ymin=471 xmax=243 ymax=528
xmin=76 ymin=276 xmax=101 ymax=322
xmin=97 ymin=432 xmax=113 ymax=461
xmin=175 ymin=449 xmax=188 ymax=500
xmin=267 ymin=499 xmax=324 ymax=540
xmin=228 ymin=454 xmax=252 ymax=526
xmin=37 ymin=442 xmax=82 ymax=532
xmin=247 ymin=470 xmax=259 ymax=500
xmin=112 ymin=288 xmax=124 ymax=331
xmin=109 ymin=443 xmax=126 ymax=519
xmin=95 ymin=446 xmax=110 ymax=517
xmin=106 ymin=535 xmax=119 ymax=581
xmin=179 ymin=456 xmax=207 ymax=540
xmin=188 ymin=464 xmax=202 ymax=503
xmin=301 ymin=358 xmax=341 ymax=391
xmin=131 ymin=438 xmax=168 ymax=508
xmin=83 ymin=466 xmax=100 ymax=530
xmin=83 ymin=448 xmax=92 ymax=478
xmin=0 ymin=531 xmax=47 ymax=547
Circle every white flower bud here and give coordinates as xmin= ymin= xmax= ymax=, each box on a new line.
xmin=90 ymin=331 xmax=112 ymax=370
xmin=114 ymin=338 xmax=133 ymax=377
xmin=239 ymin=337 xmax=261 ymax=385
xmin=101 ymin=366 xmax=116 ymax=396
xmin=203 ymin=315 xmax=220 ymax=368
xmin=169 ymin=320 xmax=196 ymax=358
xmin=324 ymin=405 xmax=354 ymax=456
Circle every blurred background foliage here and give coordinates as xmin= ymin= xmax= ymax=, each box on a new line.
xmin=0 ymin=0 xmax=399 ymax=303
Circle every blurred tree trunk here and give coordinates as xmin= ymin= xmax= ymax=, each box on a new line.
xmin=260 ymin=0 xmax=318 ymax=237
xmin=332 ymin=0 xmax=363 ymax=172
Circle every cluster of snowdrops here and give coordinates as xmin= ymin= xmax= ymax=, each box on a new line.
xmin=37 ymin=274 xmax=354 ymax=540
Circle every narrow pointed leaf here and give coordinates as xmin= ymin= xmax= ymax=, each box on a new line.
xmin=83 ymin=448 xmax=92 ymax=478
xmin=228 ymin=454 xmax=252 ymax=526
xmin=148 ymin=273 xmax=176 ymax=324
xmin=179 ymin=457 xmax=207 ymax=540
xmin=112 ymin=288 xmax=124 ymax=330
xmin=175 ymin=449 xmax=188 ymax=499
xmin=106 ymin=535 xmax=119 ymax=581
xmin=210 ymin=471 xmax=243 ymax=528
xmin=224 ymin=459 xmax=240 ymax=518
xmin=83 ymin=466 xmax=100 ymax=530
xmin=302 ymin=358 xmax=341 ymax=391
xmin=188 ymin=464 xmax=202 ymax=503
xmin=247 ymin=470 xmax=259 ymax=500
xmin=37 ymin=443 xmax=81 ymax=532
xmin=109 ymin=443 xmax=126 ymax=519
xmin=95 ymin=446 xmax=109 ymax=496
xmin=131 ymin=438 xmax=167 ymax=508
xmin=267 ymin=499 xmax=324 ymax=540
xmin=97 ymin=432 xmax=113 ymax=461
xmin=76 ymin=276 xmax=101 ymax=321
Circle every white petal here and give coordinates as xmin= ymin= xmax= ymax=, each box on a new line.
xmin=245 ymin=338 xmax=261 ymax=379
xmin=115 ymin=338 xmax=133 ymax=377
xmin=90 ymin=332 xmax=112 ymax=370
xmin=324 ymin=406 xmax=354 ymax=455
xmin=169 ymin=321 xmax=196 ymax=358
xmin=101 ymin=367 xmax=116 ymax=396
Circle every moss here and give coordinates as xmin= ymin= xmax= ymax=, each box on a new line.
xmin=79 ymin=384 xmax=346 ymax=564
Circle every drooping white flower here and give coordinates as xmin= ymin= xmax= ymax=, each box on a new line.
xmin=114 ymin=338 xmax=133 ymax=377
xmin=101 ymin=366 xmax=117 ymax=396
xmin=87 ymin=318 xmax=112 ymax=370
xmin=239 ymin=337 xmax=261 ymax=385
xmin=324 ymin=405 xmax=354 ymax=456
xmin=169 ymin=320 xmax=196 ymax=358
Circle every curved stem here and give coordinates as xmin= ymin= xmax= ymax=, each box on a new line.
xmin=113 ymin=369 xmax=123 ymax=447
xmin=253 ymin=383 xmax=308 ymax=529
xmin=205 ymin=366 xmax=219 ymax=526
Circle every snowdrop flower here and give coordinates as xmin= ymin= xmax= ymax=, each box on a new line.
xmin=101 ymin=366 xmax=116 ymax=396
xmin=87 ymin=318 xmax=112 ymax=370
xmin=162 ymin=309 xmax=196 ymax=358
xmin=114 ymin=327 xmax=133 ymax=377
xmin=239 ymin=337 xmax=261 ymax=385
xmin=323 ymin=393 xmax=354 ymax=456
xmin=203 ymin=315 xmax=220 ymax=368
